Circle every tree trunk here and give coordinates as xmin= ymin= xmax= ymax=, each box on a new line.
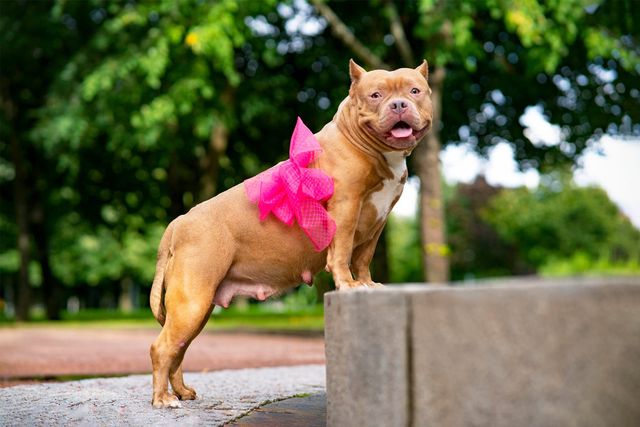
xmin=10 ymin=133 xmax=32 ymax=320
xmin=414 ymin=67 xmax=449 ymax=284
xmin=372 ymin=227 xmax=390 ymax=283
xmin=32 ymin=202 xmax=61 ymax=320
xmin=118 ymin=277 xmax=135 ymax=313
xmin=198 ymin=119 xmax=228 ymax=201
xmin=198 ymin=88 xmax=234 ymax=202
xmin=167 ymin=150 xmax=185 ymax=220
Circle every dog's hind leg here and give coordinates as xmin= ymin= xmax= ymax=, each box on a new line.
xmin=150 ymin=245 xmax=232 ymax=408
xmin=169 ymin=365 xmax=196 ymax=401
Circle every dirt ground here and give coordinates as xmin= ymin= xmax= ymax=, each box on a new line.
xmin=0 ymin=326 xmax=325 ymax=387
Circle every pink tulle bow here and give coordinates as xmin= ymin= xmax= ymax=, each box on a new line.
xmin=244 ymin=117 xmax=336 ymax=251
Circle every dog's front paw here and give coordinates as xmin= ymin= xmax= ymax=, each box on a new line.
xmin=366 ymin=282 xmax=385 ymax=288
xmin=152 ymin=392 xmax=182 ymax=409
xmin=335 ymin=279 xmax=368 ymax=290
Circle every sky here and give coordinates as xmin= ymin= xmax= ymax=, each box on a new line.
xmin=393 ymin=134 xmax=640 ymax=229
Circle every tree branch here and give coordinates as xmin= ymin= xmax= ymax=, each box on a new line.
xmin=311 ymin=0 xmax=389 ymax=70
xmin=385 ymin=0 xmax=416 ymax=66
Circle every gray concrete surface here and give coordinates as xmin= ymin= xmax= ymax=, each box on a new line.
xmin=0 ymin=365 xmax=325 ymax=427
xmin=324 ymin=290 xmax=409 ymax=427
xmin=325 ymin=277 xmax=640 ymax=427
xmin=227 ymin=392 xmax=326 ymax=426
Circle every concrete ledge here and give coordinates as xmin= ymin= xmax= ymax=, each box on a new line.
xmin=324 ymin=277 xmax=640 ymax=427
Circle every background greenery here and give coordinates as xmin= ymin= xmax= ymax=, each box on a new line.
xmin=1 ymin=0 xmax=638 ymax=322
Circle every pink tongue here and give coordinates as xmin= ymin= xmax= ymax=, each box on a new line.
xmin=390 ymin=126 xmax=413 ymax=138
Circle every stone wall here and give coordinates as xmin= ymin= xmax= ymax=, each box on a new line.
xmin=324 ymin=277 xmax=640 ymax=427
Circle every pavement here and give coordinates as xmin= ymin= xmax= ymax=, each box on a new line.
xmin=0 ymin=327 xmax=325 ymax=386
xmin=229 ymin=392 xmax=326 ymax=427
xmin=0 ymin=365 xmax=326 ymax=426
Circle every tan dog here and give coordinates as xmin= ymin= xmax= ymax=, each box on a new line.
xmin=149 ymin=60 xmax=433 ymax=408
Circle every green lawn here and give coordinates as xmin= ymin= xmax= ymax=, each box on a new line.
xmin=0 ymin=304 xmax=325 ymax=332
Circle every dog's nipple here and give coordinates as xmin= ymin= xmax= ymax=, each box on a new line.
xmin=302 ymin=270 xmax=313 ymax=286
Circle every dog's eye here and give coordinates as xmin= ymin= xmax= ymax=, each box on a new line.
xmin=410 ymin=88 xmax=420 ymax=95
xmin=370 ymin=92 xmax=382 ymax=99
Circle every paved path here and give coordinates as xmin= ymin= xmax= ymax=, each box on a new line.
xmin=0 ymin=327 xmax=325 ymax=386
xmin=0 ymin=365 xmax=326 ymax=426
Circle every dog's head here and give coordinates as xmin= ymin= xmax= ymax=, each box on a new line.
xmin=345 ymin=59 xmax=433 ymax=151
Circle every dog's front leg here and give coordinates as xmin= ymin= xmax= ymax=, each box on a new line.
xmin=350 ymin=221 xmax=386 ymax=287
xmin=326 ymin=190 xmax=365 ymax=290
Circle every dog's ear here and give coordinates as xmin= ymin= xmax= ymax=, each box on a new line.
xmin=415 ymin=60 xmax=429 ymax=80
xmin=349 ymin=59 xmax=366 ymax=83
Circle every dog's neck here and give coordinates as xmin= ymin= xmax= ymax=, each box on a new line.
xmin=334 ymin=97 xmax=388 ymax=156
xmin=332 ymin=96 xmax=408 ymax=177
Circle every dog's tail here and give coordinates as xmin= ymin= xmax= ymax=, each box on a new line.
xmin=150 ymin=221 xmax=174 ymax=326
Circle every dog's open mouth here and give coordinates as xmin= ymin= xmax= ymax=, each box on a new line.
xmin=389 ymin=121 xmax=413 ymax=139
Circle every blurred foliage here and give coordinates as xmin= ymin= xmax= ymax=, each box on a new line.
xmin=1 ymin=0 xmax=639 ymax=319
xmin=0 ymin=305 xmax=325 ymax=332
xmin=483 ymin=172 xmax=640 ymax=270
xmin=388 ymin=174 xmax=640 ymax=282
xmin=387 ymin=214 xmax=424 ymax=283
xmin=1 ymin=0 xmax=351 ymax=320
xmin=51 ymin=221 xmax=164 ymax=287
xmin=411 ymin=0 xmax=640 ymax=170
xmin=540 ymin=252 xmax=640 ymax=277
xmin=446 ymin=176 xmax=533 ymax=281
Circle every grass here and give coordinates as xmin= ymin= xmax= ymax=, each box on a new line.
xmin=0 ymin=304 xmax=325 ymax=332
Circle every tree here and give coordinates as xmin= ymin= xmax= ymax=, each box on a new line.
xmin=483 ymin=173 xmax=640 ymax=271
xmin=3 ymin=0 xmax=639 ymax=318
xmin=389 ymin=173 xmax=639 ymax=282
xmin=0 ymin=1 xmax=101 ymax=319
xmin=17 ymin=0 xmax=356 ymax=314
xmin=446 ymin=176 xmax=533 ymax=280
xmin=386 ymin=214 xmax=424 ymax=283
xmin=3 ymin=0 xmax=354 ymax=316
xmin=311 ymin=0 xmax=639 ymax=283
xmin=29 ymin=0 xmax=291 ymax=314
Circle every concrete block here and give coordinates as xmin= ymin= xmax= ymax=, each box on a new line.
xmin=324 ymin=277 xmax=640 ymax=427
xmin=325 ymin=288 xmax=409 ymax=427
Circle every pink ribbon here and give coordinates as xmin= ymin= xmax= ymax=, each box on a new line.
xmin=244 ymin=117 xmax=336 ymax=251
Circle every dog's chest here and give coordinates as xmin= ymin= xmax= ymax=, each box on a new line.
xmin=365 ymin=151 xmax=407 ymax=225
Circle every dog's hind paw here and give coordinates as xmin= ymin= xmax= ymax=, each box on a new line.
xmin=174 ymin=385 xmax=197 ymax=401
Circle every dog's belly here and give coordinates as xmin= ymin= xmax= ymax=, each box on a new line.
xmin=213 ymin=258 xmax=321 ymax=308
xmin=189 ymin=184 xmax=326 ymax=307
xmin=213 ymin=268 xmax=315 ymax=308
xmin=213 ymin=281 xmax=283 ymax=308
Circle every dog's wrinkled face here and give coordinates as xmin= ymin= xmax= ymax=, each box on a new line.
xmin=349 ymin=60 xmax=433 ymax=150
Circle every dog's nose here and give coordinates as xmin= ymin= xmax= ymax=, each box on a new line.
xmin=390 ymin=99 xmax=408 ymax=114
